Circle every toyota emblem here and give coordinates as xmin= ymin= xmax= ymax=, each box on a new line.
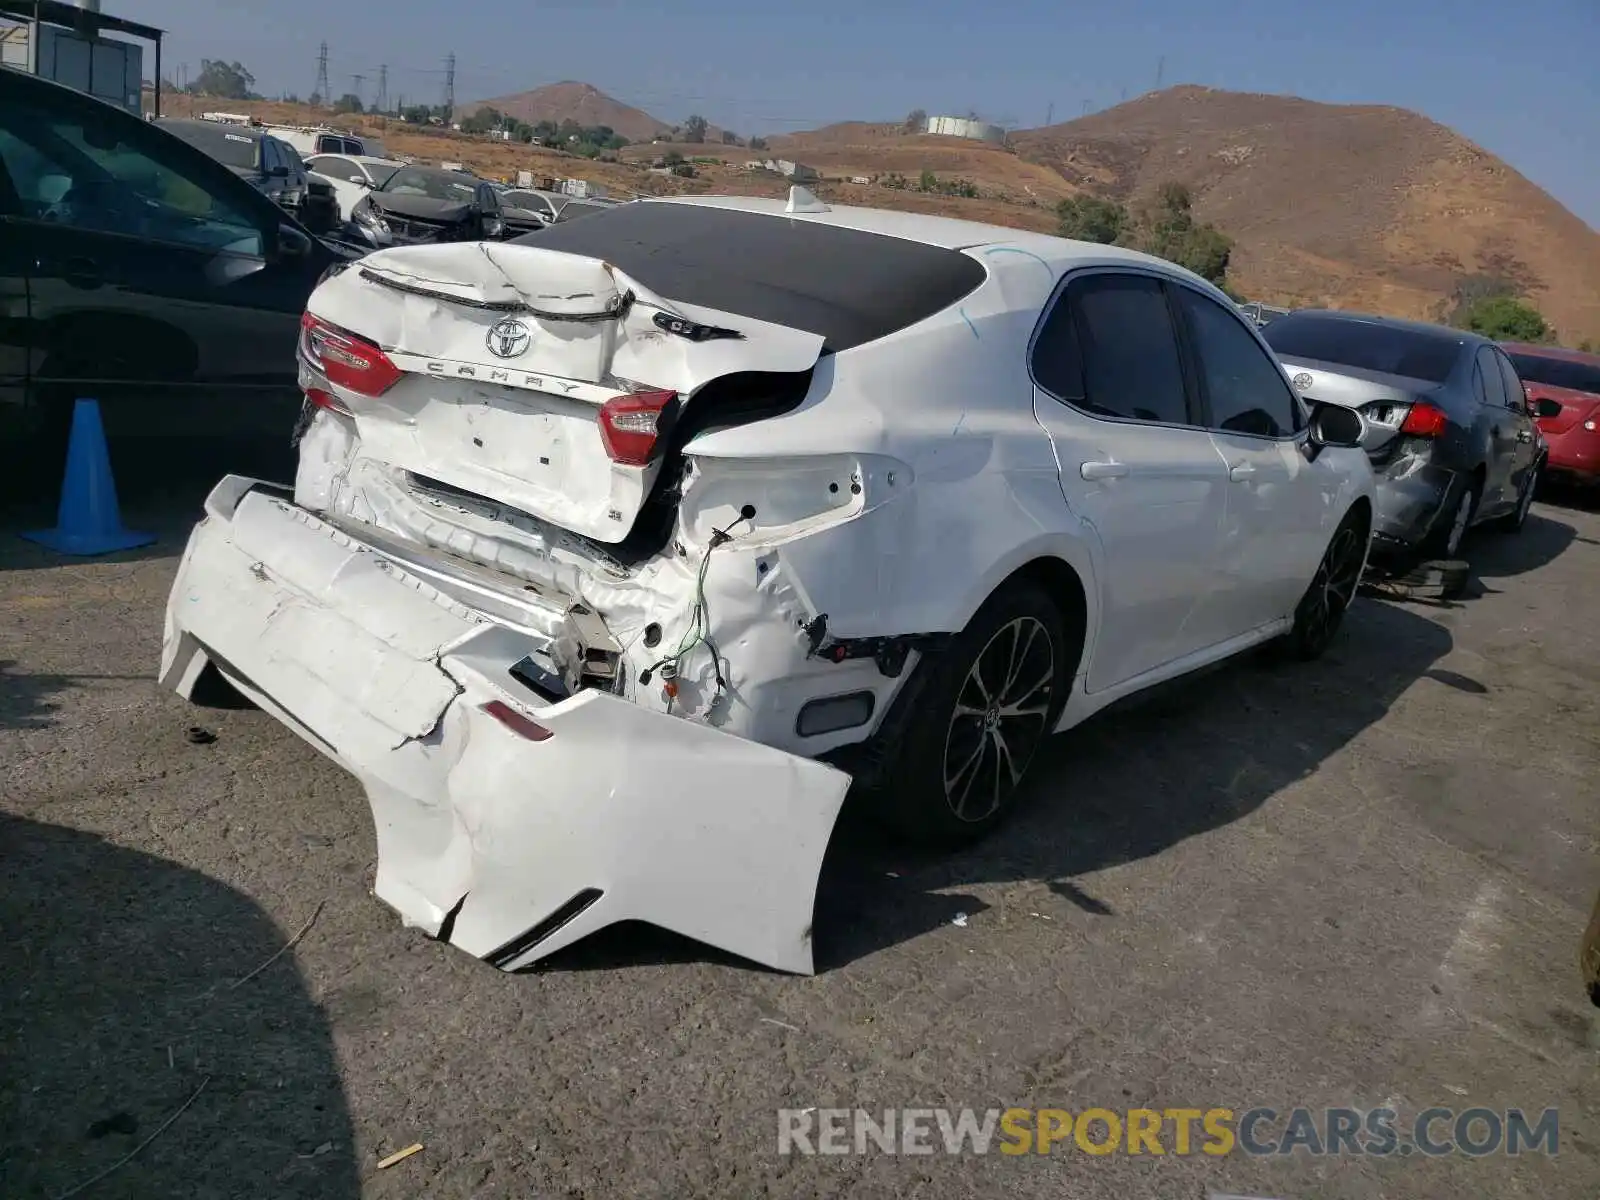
xmin=1291 ymin=372 xmax=1313 ymax=391
xmin=486 ymin=318 xmax=531 ymax=359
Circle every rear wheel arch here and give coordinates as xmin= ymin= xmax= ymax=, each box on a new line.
xmin=994 ymin=556 xmax=1090 ymax=686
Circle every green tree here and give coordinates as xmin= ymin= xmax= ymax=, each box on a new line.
xmin=459 ymin=105 xmax=501 ymax=134
xmin=748 ymin=135 xmax=768 ymax=151
xmin=918 ymin=168 xmax=937 ymax=192
xmin=1127 ymin=182 xmax=1233 ymax=286
xmin=333 ymin=93 xmax=364 ymax=115
xmin=1580 ymin=339 xmax=1596 ymax=353
xmin=682 ymin=114 xmax=709 ymax=143
xmin=721 ymin=129 xmax=739 ymax=145
xmin=1457 ymin=294 xmax=1551 ymax=342
xmin=904 ymin=108 xmax=928 ymax=133
xmin=1056 ymin=195 xmax=1127 ymax=244
xmin=193 ymin=59 xmax=254 ymax=100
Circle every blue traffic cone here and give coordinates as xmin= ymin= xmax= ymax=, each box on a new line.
xmin=22 ymin=399 xmax=155 ymax=555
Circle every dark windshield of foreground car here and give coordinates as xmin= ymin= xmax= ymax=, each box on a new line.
xmin=1263 ymin=315 xmax=1461 ymax=384
xmin=377 ymin=167 xmax=478 ymax=202
xmin=1507 ymin=353 xmax=1600 ymax=396
xmin=513 ymin=201 xmax=987 ymax=352
xmin=157 ymin=121 xmax=261 ymax=172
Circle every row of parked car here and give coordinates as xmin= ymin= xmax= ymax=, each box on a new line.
xmin=0 ymin=67 xmax=622 ymax=479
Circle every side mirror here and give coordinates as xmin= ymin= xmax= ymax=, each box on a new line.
xmin=1533 ymin=397 xmax=1562 ymax=419
xmin=277 ymin=224 xmax=313 ymax=260
xmin=350 ymin=175 xmax=368 ymax=185
xmin=483 ymin=216 xmax=504 ymax=239
xmin=267 ymin=164 xmax=290 ymax=178
xmin=1305 ymin=401 xmax=1363 ymax=460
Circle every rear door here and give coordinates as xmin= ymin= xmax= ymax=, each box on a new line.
xmin=1173 ymin=282 xmax=1329 ymax=634
xmin=1029 ymin=269 xmax=1230 ymax=692
xmin=1473 ymin=346 xmax=1517 ymax=513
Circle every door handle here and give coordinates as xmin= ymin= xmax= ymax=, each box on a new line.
xmin=1080 ymin=460 xmax=1129 ymax=480
xmin=1229 ymin=463 xmax=1256 ymax=481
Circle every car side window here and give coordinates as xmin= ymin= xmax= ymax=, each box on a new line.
xmin=315 ymin=156 xmax=355 ymax=180
xmin=481 ymin=186 xmax=500 ymax=213
xmin=1495 ymin=353 xmax=1527 ymax=412
xmin=258 ymin=139 xmax=278 ymax=173
xmin=0 ymin=98 xmax=266 ymax=257
xmin=1476 ymin=347 xmax=1506 ymax=408
xmin=1177 ymin=285 xmax=1302 ymax=436
xmin=1036 ymin=273 xmax=1190 ymax=424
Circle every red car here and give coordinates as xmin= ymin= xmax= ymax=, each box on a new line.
xmin=1502 ymin=342 xmax=1600 ymax=486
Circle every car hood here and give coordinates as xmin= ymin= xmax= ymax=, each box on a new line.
xmin=372 ymin=194 xmax=473 ymax=222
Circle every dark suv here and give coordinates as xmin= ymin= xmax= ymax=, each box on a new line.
xmin=0 ymin=69 xmax=352 ymax=488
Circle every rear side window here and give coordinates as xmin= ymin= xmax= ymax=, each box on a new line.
xmin=1475 ymin=347 xmax=1506 ymax=407
xmin=1042 ymin=273 xmax=1190 ymax=425
xmin=1495 ymin=354 xmax=1526 ymax=411
xmin=1263 ymin=314 xmax=1461 ymax=384
xmin=515 ymin=201 xmax=987 ymax=352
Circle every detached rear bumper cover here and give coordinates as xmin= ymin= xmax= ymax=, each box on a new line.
xmin=160 ymin=477 xmax=850 ymax=974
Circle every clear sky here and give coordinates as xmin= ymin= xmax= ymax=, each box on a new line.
xmin=117 ymin=0 xmax=1598 ymax=228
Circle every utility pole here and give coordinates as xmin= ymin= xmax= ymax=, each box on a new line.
xmin=376 ymin=64 xmax=388 ymax=113
xmin=443 ymin=52 xmax=456 ymax=122
xmin=1082 ymin=98 xmax=1091 ymax=117
xmin=1044 ymin=101 xmax=1054 ymax=126
xmin=314 ymin=41 xmax=330 ymax=106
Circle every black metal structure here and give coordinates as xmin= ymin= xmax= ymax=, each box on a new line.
xmin=0 ymin=0 xmax=165 ymax=116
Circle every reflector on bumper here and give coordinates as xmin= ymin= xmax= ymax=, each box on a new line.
xmin=160 ymin=477 xmax=851 ymax=975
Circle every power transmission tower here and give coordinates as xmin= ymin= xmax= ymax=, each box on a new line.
xmin=1044 ymin=101 xmax=1054 ymax=126
xmin=443 ymin=52 xmax=455 ymax=121
xmin=1081 ymin=99 xmax=1091 ymax=116
xmin=376 ymin=64 xmax=388 ymax=113
xmin=1156 ymin=56 xmax=1165 ymax=89
xmin=352 ymin=74 xmax=365 ymax=106
xmin=314 ymin=41 xmax=330 ymax=106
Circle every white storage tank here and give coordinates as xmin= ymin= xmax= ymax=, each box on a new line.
xmin=923 ymin=115 xmax=1006 ymax=145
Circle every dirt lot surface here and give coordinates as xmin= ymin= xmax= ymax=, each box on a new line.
xmin=3 ymin=461 xmax=1597 ymax=1199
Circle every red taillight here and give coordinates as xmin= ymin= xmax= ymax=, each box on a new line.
xmin=598 ymin=389 xmax=676 ymax=467
xmin=300 ymin=311 xmax=402 ymax=397
xmin=482 ymin=700 xmax=554 ymax=742
xmin=1399 ymin=401 xmax=1448 ymax=438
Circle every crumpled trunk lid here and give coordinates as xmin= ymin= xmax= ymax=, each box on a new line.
xmin=306 ymin=242 xmax=824 ymax=544
xmin=1279 ymin=354 xmax=1438 ymax=460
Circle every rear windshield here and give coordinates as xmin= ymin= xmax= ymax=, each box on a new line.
xmin=1507 ymin=352 xmax=1600 ymax=396
xmin=159 ymin=122 xmax=259 ymax=171
xmin=513 ymin=201 xmax=987 ymax=352
xmin=1263 ymin=314 xmax=1461 ymax=384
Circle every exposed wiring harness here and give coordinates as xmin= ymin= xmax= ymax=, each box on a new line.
xmin=638 ymin=505 xmax=757 ymax=712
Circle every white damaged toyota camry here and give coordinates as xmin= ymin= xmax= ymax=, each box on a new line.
xmin=161 ymin=190 xmax=1374 ymax=975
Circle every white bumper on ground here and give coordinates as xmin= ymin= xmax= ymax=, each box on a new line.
xmin=160 ymin=476 xmax=851 ymax=974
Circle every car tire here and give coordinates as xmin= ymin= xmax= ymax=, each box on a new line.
xmin=1426 ymin=475 xmax=1481 ymax=559
xmin=1284 ymin=511 xmax=1368 ymax=661
xmin=1491 ymin=459 xmax=1541 ymax=534
xmin=866 ymin=582 xmax=1071 ymax=848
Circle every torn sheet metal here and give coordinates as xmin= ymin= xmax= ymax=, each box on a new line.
xmin=305 ymin=242 xmax=825 ymax=545
xmin=161 ymin=477 xmax=850 ymax=974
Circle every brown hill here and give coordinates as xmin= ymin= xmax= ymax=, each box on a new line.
xmin=465 ymin=81 xmax=671 ymax=142
xmin=1009 ymin=86 xmax=1600 ymax=344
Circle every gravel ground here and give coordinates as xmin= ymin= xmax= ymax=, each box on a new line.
xmin=2 ymin=463 xmax=1597 ymax=1200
